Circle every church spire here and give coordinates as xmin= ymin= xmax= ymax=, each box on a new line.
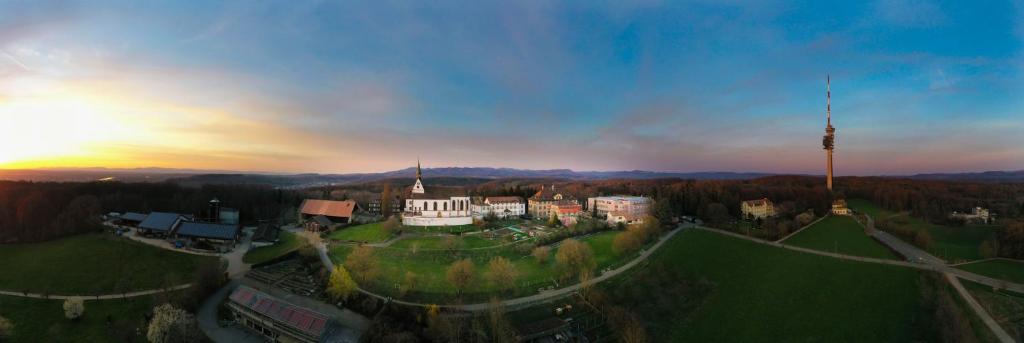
xmin=412 ymin=158 xmax=425 ymax=194
xmin=416 ymin=157 xmax=422 ymax=180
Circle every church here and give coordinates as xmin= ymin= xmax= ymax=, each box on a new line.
xmin=402 ymin=160 xmax=473 ymax=226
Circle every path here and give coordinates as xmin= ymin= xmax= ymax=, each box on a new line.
xmin=776 ymin=215 xmax=828 ymax=243
xmin=316 ymin=224 xmax=689 ymax=313
xmin=0 ymin=284 xmax=192 ymax=301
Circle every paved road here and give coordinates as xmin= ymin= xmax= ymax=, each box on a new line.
xmin=316 ymin=224 xmax=690 ymax=313
xmin=776 ymin=215 xmax=828 ymax=243
xmin=197 ymin=280 xmax=265 ymax=343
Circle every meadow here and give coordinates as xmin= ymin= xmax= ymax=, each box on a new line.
xmin=847 ymin=199 xmax=998 ymax=262
xmin=957 ymin=259 xmax=1024 ymax=284
xmin=0 ymin=294 xmax=162 ymax=342
xmin=783 ymin=215 xmax=897 ymax=259
xmin=243 ymin=230 xmax=304 ymax=264
xmin=327 ymin=222 xmax=393 ymax=243
xmin=0 ymin=233 xmax=215 ymax=295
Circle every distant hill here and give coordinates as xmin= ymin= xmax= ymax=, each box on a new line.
xmin=905 ymin=170 xmax=1024 ymax=182
xmin=166 ymin=167 xmax=775 ymax=188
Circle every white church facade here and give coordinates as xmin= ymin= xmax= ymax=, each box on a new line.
xmin=402 ymin=161 xmax=474 ymax=226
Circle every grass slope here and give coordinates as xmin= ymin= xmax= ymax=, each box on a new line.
xmin=783 ymin=215 xmax=897 ymax=259
xmin=327 ymin=222 xmax=392 ymax=242
xmin=388 ymin=235 xmax=503 ymax=250
xmin=0 ymin=233 xmax=215 ymax=294
xmin=243 ymin=231 xmax=304 ymax=264
xmin=958 ymin=259 xmax=1024 ymax=284
xmin=847 ymin=199 xmax=997 ymax=262
xmin=634 ymin=229 xmax=928 ymax=342
xmin=962 ymin=280 xmax=1024 ymax=341
xmin=0 ymin=294 xmax=168 ymax=342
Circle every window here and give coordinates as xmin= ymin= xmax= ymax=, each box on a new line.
xmin=433 ymin=202 xmax=437 ymax=211
xmin=443 ymin=202 xmax=448 ymax=211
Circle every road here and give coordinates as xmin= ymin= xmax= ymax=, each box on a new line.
xmin=0 ymin=284 xmax=192 ymax=301
xmin=315 ymin=224 xmax=690 ymax=313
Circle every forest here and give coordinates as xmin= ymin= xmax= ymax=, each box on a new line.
xmin=0 ymin=181 xmax=301 ymax=243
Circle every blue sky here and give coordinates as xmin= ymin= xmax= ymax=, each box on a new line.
xmin=0 ymin=0 xmax=1021 ymax=175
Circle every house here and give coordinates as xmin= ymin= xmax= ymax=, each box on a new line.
xmin=402 ymin=160 xmax=473 ymax=226
xmin=606 ymin=211 xmax=644 ymax=226
xmin=831 ymin=199 xmax=851 ymax=216
xmin=473 ymin=196 xmax=526 ymax=219
xmin=368 ymin=194 xmax=403 ymax=217
xmin=251 ymin=224 xmax=280 ymax=248
xmin=227 ymin=285 xmax=345 ymax=343
xmin=119 ymin=212 xmax=149 ymax=227
xmin=173 ymin=222 xmax=240 ymax=252
xmin=549 ymin=202 xmax=582 ymax=226
xmin=740 ymin=198 xmax=776 ymax=219
xmin=299 ymin=199 xmax=360 ymax=225
xmin=304 ymin=215 xmax=334 ymax=232
xmin=951 ymin=207 xmax=993 ymax=224
xmin=528 ymin=185 xmax=578 ymax=219
xmin=587 ymin=196 xmax=651 ymax=218
xmin=137 ymin=212 xmax=187 ymax=236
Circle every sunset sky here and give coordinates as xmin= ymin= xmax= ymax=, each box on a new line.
xmin=1 ymin=1 xmax=1021 ymax=175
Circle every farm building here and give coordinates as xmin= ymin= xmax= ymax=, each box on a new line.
xmin=252 ymin=224 xmax=280 ymax=248
xmin=227 ymin=285 xmax=349 ymax=343
xmin=304 ymin=215 xmax=333 ymax=232
xmin=173 ymin=222 xmax=240 ymax=252
xmin=299 ymin=199 xmax=360 ymax=225
xmin=119 ymin=212 xmax=149 ymax=227
xmin=137 ymin=212 xmax=188 ymax=237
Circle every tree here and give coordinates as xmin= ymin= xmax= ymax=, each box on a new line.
xmin=63 ymin=298 xmax=84 ymax=320
xmin=548 ymin=213 xmax=561 ymax=227
xmin=638 ymin=215 xmax=662 ymax=239
xmin=487 ymin=298 xmax=516 ymax=343
xmin=796 ymin=212 xmax=815 ymax=226
xmin=446 ymin=259 xmax=476 ymax=295
xmin=327 ymin=266 xmax=358 ymax=302
xmin=979 ymin=239 xmax=999 ymax=259
xmin=381 ymin=184 xmax=393 ymax=218
xmin=147 ymin=303 xmax=200 ymax=343
xmin=555 ymin=239 xmax=595 ymax=280
xmin=344 ymin=246 xmax=379 ymax=283
xmin=607 ymin=307 xmax=647 ymax=343
xmin=531 ymin=246 xmax=550 ymax=264
xmin=486 ymin=257 xmax=518 ymax=293
xmin=705 ymin=203 xmax=730 ymax=226
xmin=381 ymin=216 xmax=401 ymax=237
xmin=914 ymin=229 xmax=934 ymax=251
xmin=441 ymin=235 xmax=462 ymax=255
xmin=0 ymin=315 xmax=13 ymax=340
xmin=613 ymin=231 xmax=643 ymax=256
xmin=399 ymin=271 xmax=418 ymax=297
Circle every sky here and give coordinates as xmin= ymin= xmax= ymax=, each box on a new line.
xmin=0 ymin=0 xmax=1022 ymax=175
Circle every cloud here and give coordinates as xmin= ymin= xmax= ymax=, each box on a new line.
xmin=873 ymin=0 xmax=946 ymax=28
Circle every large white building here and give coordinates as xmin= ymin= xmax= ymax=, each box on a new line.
xmin=402 ymin=161 xmax=473 ymax=226
xmin=472 ymin=196 xmax=526 ymax=219
xmin=588 ymin=196 xmax=651 ymax=217
xmin=741 ymin=198 xmax=776 ymax=219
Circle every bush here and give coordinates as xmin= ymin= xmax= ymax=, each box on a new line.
xmin=63 ymin=298 xmax=84 ymax=320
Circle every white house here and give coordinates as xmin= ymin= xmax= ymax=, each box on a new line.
xmin=473 ymin=196 xmax=526 ymax=219
xmin=402 ymin=161 xmax=473 ymax=226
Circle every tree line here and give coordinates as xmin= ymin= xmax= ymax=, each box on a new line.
xmin=0 ymin=181 xmax=302 ymax=243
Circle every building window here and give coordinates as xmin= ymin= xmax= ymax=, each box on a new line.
xmin=433 ymin=202 xmax=437 ymax=211
xmin=444 ymin=202 xmax=448 ymax=211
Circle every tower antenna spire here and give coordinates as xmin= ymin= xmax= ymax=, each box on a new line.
xmin=827 ymin=74 xmax=831 ymax=126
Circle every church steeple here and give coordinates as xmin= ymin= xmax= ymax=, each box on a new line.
xmin=412 ymin=158 xmax=425 ymax=194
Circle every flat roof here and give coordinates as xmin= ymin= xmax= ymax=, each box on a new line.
xmin=589 ymin=195 xmax=651 ymax=202
xmin=121 ymin=212 xmax=149 ymax=222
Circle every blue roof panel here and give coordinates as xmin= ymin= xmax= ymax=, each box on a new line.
xmin=139 ymin=212 xmax=183 ymax=232
xmin=176 ymin=222 xmax=239 ymax=240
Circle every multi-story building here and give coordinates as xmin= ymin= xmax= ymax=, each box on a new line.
xmin=831 ymin=199 xmax=851 ymax=215
xmin=549 ymin=201 xmax=582 ymax=226
xmin=528 ymin=185 xmax=578 ymax=219
xmin=472 ymin=196 xmax=526 ymax=219
xmin=368 ymin=194 xmax=403 ymax=217
xmin=587 ymin=196 xmax=652 ymax=218
xmin=951 ymin=207 xmax=993 ymax=224
xmin=740 ymin=198 xmax=776 ymax=219
xmin=227 ymin=285 xmax=345 ymax=343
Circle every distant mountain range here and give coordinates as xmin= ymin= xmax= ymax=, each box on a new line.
xmin=3 ymin=167 xmax=1023 ymax=187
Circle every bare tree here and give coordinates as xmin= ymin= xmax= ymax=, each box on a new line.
xmin=555 ymin=239 xmax=595 ymax=280
xmin=486 ymin=257 xmax=518 ymax=293
xmin=446 ymin=259 xmax=476 ymax=295
xmin=531 ymin=246 xmax=551 ymax=264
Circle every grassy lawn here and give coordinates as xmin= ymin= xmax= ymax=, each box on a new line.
xmin=963 ymin=280 xmax=1024 ymax=341
xmin=328 ymin=230 xmax=632 ymax=302
xmin=0 ymin=233 xmax=216 ymax=295
xmin=621 ymin=229 xmax=933 ymax=342
xmin=957 ymin=259 xmax=1024 ymax=284
xmin=847 ymin=199 xmax=998 ymax=262
xmin=327 ymin=222 xmax=392 ymax=242
xmin=403 ymin=224 xmax=478 ymax=234
xmin=243 ymin=231 xmax=305 ymax=264
xmin=388 ymin=235 xmax=504 ymax=250
xmin=783 ymin=215 xmax=897 ymax=259
xmin=0 ymin=293 xmax=174 ymax=343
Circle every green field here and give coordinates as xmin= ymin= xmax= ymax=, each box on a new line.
xmin=0 ymin=294 xmax=162 ymax=342
xmin=0 ymin=233 xmax=216 ymax=295
xmin=847 ymin=199 xmax=997 ymax=262
xmin=963 ymin=280 xmax=1024 ymax=341
xmin=403 ymin=224 xmax=478 ymax=234
xmin=957 ymin=259 xmax=1024 ymax=284
xmin=783 ymin=215 xmax=897 ymax=259
xmin=329 ymin=230 xmax=630 ymax=302
xmin=243 ymin=231 xmax=305 ymax=264
xmin=388 ymin=235 xmax=504 ymax=250
xmin=328 ymin=222 xmax=392 ymax=242
xmin=620 ymin=229 xmax=934 ymax=342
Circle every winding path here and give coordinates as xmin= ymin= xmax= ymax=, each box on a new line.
xmin=0 ymin=284 xmax=192 ymax=301
xmin=316 ymin=224 xmax=688 ymax=313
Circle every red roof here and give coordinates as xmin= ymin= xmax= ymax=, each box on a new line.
xmin=486 ymin=196 xmax=524 ymax=204
xmin=300 ymin=199 xmax=358 ymax=218
xmin=229 ymin=286 xmax=329 ymax=338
